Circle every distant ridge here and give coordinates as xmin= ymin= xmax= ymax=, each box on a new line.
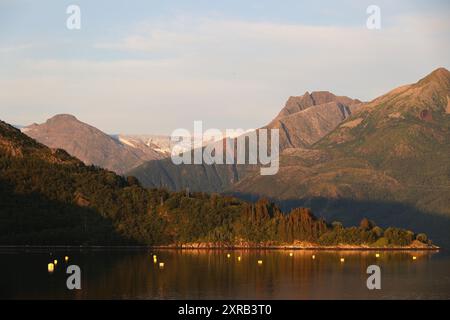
xmin=22 ymin=114 xmax=166 ymax=174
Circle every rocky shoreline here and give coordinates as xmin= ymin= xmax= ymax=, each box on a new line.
xmin=153 ymin=240 xmax=440 ymax=250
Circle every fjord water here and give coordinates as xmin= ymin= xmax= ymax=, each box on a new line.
xmin=1 ymin=249 xmax=449 ymax=299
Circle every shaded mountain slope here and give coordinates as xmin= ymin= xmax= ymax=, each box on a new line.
xmin=130 ymin=91 xmax=362 ymax=191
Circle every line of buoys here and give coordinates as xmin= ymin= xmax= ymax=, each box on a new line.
xmin=48 ymin=254 xmax=71 ymax=272
xmin=145 ymin=252 xmax=421 ymax=272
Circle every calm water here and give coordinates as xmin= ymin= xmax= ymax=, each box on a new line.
xmin=1 ymin=249 xmax=449 ymax=299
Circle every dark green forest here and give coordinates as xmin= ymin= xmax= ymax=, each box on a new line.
xmin=0 ymin=120 xmax=430 ymax=247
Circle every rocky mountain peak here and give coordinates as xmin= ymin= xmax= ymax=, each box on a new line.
xmin=276 ymin=91 xmax=360 ymax=119
xmin=415 ymin=67 xmax=450 ymax=91
xmin=50 ymin=114 xmax=79 ymax=121
xmin=267 ymin=91 xmax=362 ymax=149
xmin=419 ymin=67 xmax=450 ymax=83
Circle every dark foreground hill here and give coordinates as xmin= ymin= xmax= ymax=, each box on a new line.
xmin=0 ymin=120 xmax=431 ymax=247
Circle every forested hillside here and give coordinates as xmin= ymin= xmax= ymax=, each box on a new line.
xmin=0 ymin=120 xmax=431 ymax=247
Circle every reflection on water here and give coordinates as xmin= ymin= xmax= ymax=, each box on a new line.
xmin=0 ymin=249 xmax=449 ymax=299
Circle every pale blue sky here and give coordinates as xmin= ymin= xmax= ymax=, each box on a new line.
xmin=0 ymin=0 xmax=449 ymax=134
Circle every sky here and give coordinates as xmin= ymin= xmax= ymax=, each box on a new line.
xmin=0 ymin=0 xmax=449 ymax=134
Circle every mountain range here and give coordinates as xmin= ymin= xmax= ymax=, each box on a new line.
xmin=128 ymin=67 xmax=450 ymax=245
xmin=9 ymin=67 xmax=450 ymax=245
xmin=126 ymin=90 xmax=364 ymax=192
xmin=20 ymin=116 xmax=246 ymax=175
xmin=21 ymin=114 xmax=169 ymax=174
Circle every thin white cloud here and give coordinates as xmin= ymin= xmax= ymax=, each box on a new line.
xmin=94 ymin=30 xmax=211 ymax=53
xmin=0 ymin=44 xmax=33 ymax=53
